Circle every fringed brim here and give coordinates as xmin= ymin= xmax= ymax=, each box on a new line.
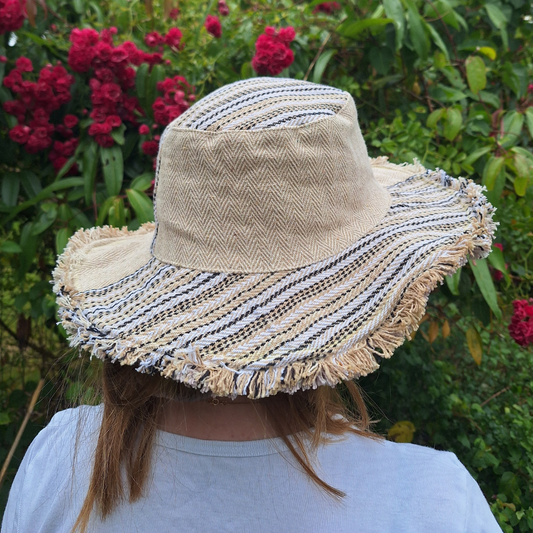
xmin=52 ymin=160 xmax=496 ymax=399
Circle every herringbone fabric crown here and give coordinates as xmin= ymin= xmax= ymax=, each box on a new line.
xmin=53 ymin=78 xmax=496 ymax=399
xmin=153 ymin=87 xmax=390 ymax=272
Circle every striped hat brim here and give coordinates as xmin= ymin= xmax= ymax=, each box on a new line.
xmin=52 ymin=158 xmax=496 ymax=399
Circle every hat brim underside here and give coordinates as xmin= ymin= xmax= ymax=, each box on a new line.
xmin=53 ymin=159 xmax=495 ymax=399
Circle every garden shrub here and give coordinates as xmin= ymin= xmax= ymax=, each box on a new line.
xmin=0 ymin=0 xmax=532 ymax=529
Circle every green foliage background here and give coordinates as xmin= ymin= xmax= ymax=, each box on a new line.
xmin=0 ymin=0 xmax=532 ymax=530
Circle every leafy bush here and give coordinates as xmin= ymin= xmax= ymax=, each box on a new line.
xmin=0 ymin=0 xmax=532 ymax=529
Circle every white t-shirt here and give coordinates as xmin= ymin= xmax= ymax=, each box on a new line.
xmin=2 ymin=405 xmax=502 ymax=533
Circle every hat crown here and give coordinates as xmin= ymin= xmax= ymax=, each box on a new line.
xmin=152 ymin=78 xmax=390 ymax=273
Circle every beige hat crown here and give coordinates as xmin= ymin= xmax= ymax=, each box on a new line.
xmin=152 ymin=78 xmax=390 ymax=273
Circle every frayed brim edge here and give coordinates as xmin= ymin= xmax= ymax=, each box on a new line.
xmin=52 ymin=168 xmax=497 ymax=399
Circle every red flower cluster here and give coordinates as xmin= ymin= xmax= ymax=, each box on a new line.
xmin=3 ymin=58 xmax=76 ymax=161
xmin=169 ymin=7 xmax=179 ymax=19
xmin=0 ymin=0 xmax=25 ymax=34
xmin=313 ymin=2 xmax=341 ymax=15
xmin=509 ymin=299 xmax=533 ymax=346
xmin=144 ymin=28 xmax=183 ymax=50
xmin=252 ymin=26 xmax=296 ymax=76
xmin=205 ymin=15 xmax=222 ymax=38
xmin=152 ymin=75 xmax=195 ymax=127
xmin=218 ymin=0 xmax=229 ymax=16
xmin=67 ymin=28 xmax=153 ymax=147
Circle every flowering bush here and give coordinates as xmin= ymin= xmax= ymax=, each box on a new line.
xmin=0 ymin=1 xmax=532 ymax=530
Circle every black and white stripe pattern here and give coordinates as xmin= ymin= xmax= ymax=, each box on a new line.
xmin=171 ymin=77 xmax=347 ymax=131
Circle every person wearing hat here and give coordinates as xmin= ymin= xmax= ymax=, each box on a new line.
xmin=2 ymin=78 xmax=503 ymax=533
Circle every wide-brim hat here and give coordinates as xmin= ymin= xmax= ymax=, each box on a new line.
xmin=53 ymin=78 xmax=495 ymax=399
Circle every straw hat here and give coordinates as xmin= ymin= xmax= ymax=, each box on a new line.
xmin=53 ymin=78 xmax=495 ymax=399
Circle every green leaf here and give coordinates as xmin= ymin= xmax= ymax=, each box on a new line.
xmin=312 ymin=49 xmax=336 ymax=84
xmin=525 ymin=107 xmax=533 ymax=139
xmin=55 ymin=156 xmax=76 ymax=181
xmin=101 ymin=146 xmax=124 ymax=197
xmin=466 ymin=325 xmax=483 ymax=365
xmin=96 ymin=196 xmax=116 ymax=226
xmin=136 ymin=63 xmax=150 ymax=110
xmin=126 ymin=189 xmax=154 ymax=224
xmin=131 ymin=172 xmax=154 ymax=191
xmin=0 ymin=412 xmax=10 ymax=425
xmin=111 ymin=124 xmax=126 ymax=146
xmin=499 ymin=111 xmax=524 ymax=149
xmin=443 ymin=108 xmax=463 ymax=141
xmin=18 ymin=222 xmax=38 ymax=277
xmin=464 ymin=146 xmax=491 ymax=166
xmin=83 ymin=141 xmax=99 ymax=206
xmin=56 ymin=227 xmax=71 ymax=255
xmin=425 ymin=22 xmax=449 ymax=61
xmin=0 ymin=241 xmax=22 ymax=254
xmin=465 ymin=55 xmax=486 ymax=94
xmin=20 ymin=171 xmax=42 ymax=198
xmin=487 ymin=245 xmax=510 ymax=285
xmin=477 ymin=46 xmax=496 ymax=61
xmin=73 ymin=0 xmax=84 ymax=14
xmin=445 ymin=268 xmax=461 ymax=296
xmin=147 ymin=65 xmax=165 ymax=111
xmin=469 ymin=258 xmax=502 ymax=321
xmin=427 ymin=108 xmax=445 ymax=128
xmin=337 ymin=18 xmax=393 ymax=39
xmin=31 ymin=207 xmax=57 ymax=236
xmin=514 ymin=176 xmax=529 ymax=196
xmin=484 ymin=4 xmax=508 ymax=49
xmin=483 ymin=156 xmax=505 ymax=191
xmin=403 ymin=0 xmax=429 ymax=60
xmin=1 ymin=172 xmax=20 ymax=206
xmin=109 ymin=197 xmax=126 ymax=228
xmin=383 ymin=0 xmax=405 ymax=50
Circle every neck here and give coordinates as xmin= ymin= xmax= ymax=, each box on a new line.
xmin=157 ymin=397 xmax=278 ymax=441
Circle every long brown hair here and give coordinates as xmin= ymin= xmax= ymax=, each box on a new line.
xmin=73 ymin=362 xmax=381 ymax=533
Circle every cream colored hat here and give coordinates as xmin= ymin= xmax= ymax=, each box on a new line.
xmin=53 ymin=77 xmax=495 ymax=399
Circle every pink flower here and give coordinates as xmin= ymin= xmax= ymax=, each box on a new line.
xmin=252 ymin=26 xmax=295 ymax=76
xmin=15 ymin=56 xmax=32 ymax=72
xmin=142 ymin=140 xmax=159 ymax=156
xmin=145 ymin=31 xmax=163 ymax=48
xmin=0 ymin=0 xmax=26 ymax=34
xmin=0 ymin=56 xmax=7 ymax=63
xmin=205 ymin=15 xmax=222 ymax=38
xmin=164 ymin=27 xmax=183 ymax=49
xmin=509 ymin=299 xmax=533 ymax=346
xmin=9 ymin=124 xmax=31 ymax=144
xmin=139 ymin=124 xmax=150 ymax=135
xmin=217 ymin=0 xmax=229 ymax=16
xmin=169 ymin=7 xmax=179 ymax=19
xmin=313 ymin=2 xmax=341 ymax=15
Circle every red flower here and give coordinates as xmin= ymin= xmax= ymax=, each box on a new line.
xmin=494 ymin=243 xmax=503 ymax=252
xmin=101 ymin=82 xmax=122 ymax=102
xmin=139 ymin=124 xmax=150 ymax=135
xmin=169 ymin=7 xmax=179 ymax=19
xmin=205 ymin=15 xmax=222 ymax=38
xmin=145 ymin=31 xmax=163 ymax=48
xmin=9 ymin=124 xmax=30 ymax=144
xmin=217 ymin=0 xmax=229 ymax=16
xmin=15 ymin=56 xmax=32 ymax=72
xmin=0 ymin=55 xmax=7 ymax=63
xmin=105 ymin=114 xmax=122 ymax=128
xmin=164 ymin=27 xmax=183 ymax=49
xmin=252 ymin=26 xmax=295 ymax=76
xmin=64 ymin=114 xmax=79 ymax=128
xmin=0 ymin=0 xmax=26 ymax=34
xmin=313 ymin=2 xmax=341 ymax=14
xmin=94 ymin=134 xmax=114 ymax=147
xmin=509 ymin=299 xmax=533 ymax=346
xmin=142 ymin=140 xmax=159 ymax=156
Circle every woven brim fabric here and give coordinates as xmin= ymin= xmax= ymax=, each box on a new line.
xmin=53 ymin=159 xmax=496 ymax=399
